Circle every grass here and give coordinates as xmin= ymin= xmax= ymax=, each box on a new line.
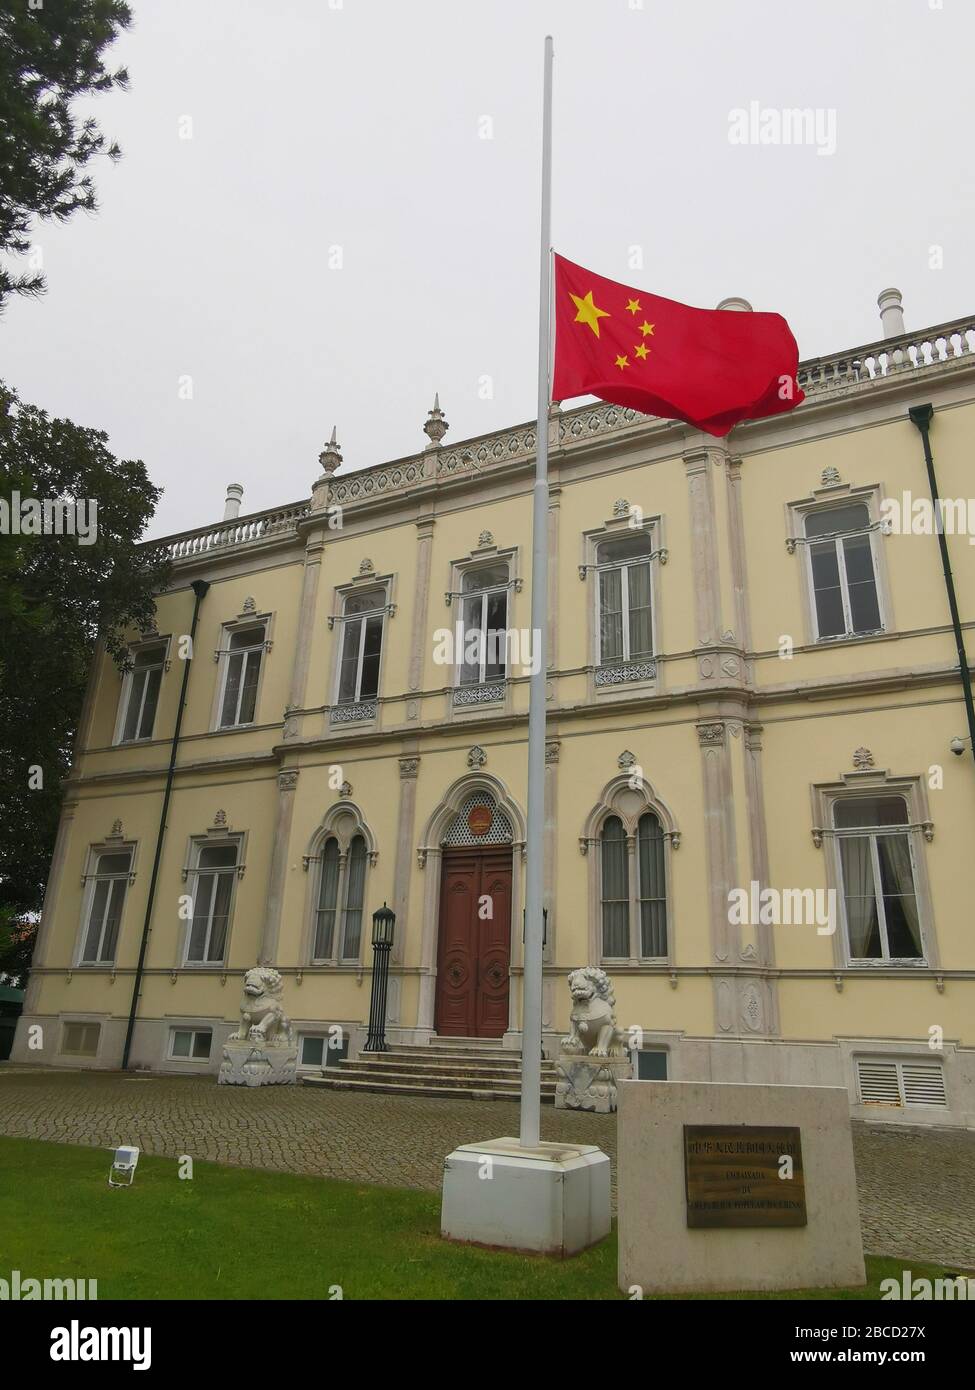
xmin=0 ymin=1136 xmax=959 ymax=1300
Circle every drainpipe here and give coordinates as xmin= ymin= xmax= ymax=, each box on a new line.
xmin=908 ymin=404 xmax=975 ymax=771
xmin=121 ymin=578 xmax=210 ymax=1069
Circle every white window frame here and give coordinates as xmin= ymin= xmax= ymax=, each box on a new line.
xmin=803 ymin=507 xmax=884 ymax=641
xmin=786 ymin=484 xmax=892 ymax=645
xmin=75 ymin=842 xmax=137 ymax=967
xmin=168 ymin=1026 xmax=213 ymax=1062
xmin=833 ymin=799 xmax=925 ymax=966
xmin=332 ymin=587 xmax=388 ymax=706
xmin=182 ymin=836 xmax=243 ymax=966
xmin=114 ymin=638 xmax=169 ymax=745
xmin=213 ymin=615 xmax=271 ymax=731
xmin=811 ymin=770 xmax=937 ymax=973
xmin=594 ymin=540 xmax=655 ymax=666
xmin=456 ymin=561 xmax=511 ymax=687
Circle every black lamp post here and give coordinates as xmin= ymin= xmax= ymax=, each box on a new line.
xmin=363 ymin=902 xmax=395 ymax=1052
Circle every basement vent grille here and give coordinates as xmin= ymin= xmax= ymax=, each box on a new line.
xmin=855 ymin=1058 xmax=947 ymax=1109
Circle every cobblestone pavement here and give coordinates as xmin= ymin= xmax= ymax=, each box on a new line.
xmin=1 ymin=1067 xmax=973 ymax=1268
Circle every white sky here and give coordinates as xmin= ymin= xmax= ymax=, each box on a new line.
xmin=3 ymin=0 xmax=972 ymax=540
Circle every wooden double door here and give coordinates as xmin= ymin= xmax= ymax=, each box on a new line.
xmin=435 ymin=846 xmax=512 ymax=1039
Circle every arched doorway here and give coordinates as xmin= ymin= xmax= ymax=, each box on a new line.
xmin=435 ymin=791 xmax=513 ymax=1038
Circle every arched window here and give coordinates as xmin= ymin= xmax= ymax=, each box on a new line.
xmin=586 ymin=777 xmax=677 ymax=963
xmin=600 ymin=816 xmax=629 ymax=957
xmin=637 ymin=812 xmax=667 ymax=957
xmin=313 ymin=833 xmax=368 ymax=963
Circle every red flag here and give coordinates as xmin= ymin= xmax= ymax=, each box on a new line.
xmin=552 ymin=254 xmax=804 ymax=437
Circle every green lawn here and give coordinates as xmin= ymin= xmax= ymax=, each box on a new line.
xmin=0 ymin=1136 xmax=958 ymax=1300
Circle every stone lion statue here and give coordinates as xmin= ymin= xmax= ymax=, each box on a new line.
xmin=561 ymin=967 xmax=625 ymax=1058
xmin=229 ymin=966 xmax=294 ymax=1047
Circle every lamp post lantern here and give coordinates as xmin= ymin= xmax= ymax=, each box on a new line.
xmin=363 ymin=903 xmax=395 ymax=1052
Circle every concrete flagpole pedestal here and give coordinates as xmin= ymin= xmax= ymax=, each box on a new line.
xmin=440 ymin=34 xmax=611 ymax=1256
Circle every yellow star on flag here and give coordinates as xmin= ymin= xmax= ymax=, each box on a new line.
xmin=634 ymin=343 xmax=650 ymax=360
xmin=615 ymin=354 xmax=629 ymax=370
xmin=625 ymin=298 xmax=641 ymax=315
xmin=639 ymin=321 xmax=655 ymax=338
xmin=570 ymin=289 xmax=610 ymax=338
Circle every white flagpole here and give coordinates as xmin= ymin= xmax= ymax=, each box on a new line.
xmin=520 ymin=33 xmax=554 ymax=1150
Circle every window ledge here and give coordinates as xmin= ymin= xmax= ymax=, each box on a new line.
xmin=845 ymin=958 xmax=928 ymax=970
xmin=813 ymin=629 xmax=887 ymax=647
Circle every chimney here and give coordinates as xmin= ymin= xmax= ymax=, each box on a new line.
xmin=715 ymin=296 xmax=753 ymax=312
xmin=223 ymin=483 xmax=244 ymax=521
xmin=878 ymin=288 xmax=906 ymax=339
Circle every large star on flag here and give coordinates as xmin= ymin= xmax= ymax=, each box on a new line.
xmin=569 ymin=289 xmax=610 ymax=338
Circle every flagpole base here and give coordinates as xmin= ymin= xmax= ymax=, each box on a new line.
xmin=440 ymin=1136 xmax=611 ymax=1257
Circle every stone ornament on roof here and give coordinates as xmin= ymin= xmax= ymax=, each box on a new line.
xmin=423 ymin=394 xmax=449 ymax=449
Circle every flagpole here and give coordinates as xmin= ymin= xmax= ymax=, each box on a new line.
xmin=520 ymin=33 xmax=553 ymax=1150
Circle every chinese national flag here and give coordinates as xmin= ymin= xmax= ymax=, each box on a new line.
xmin=552 ymin=255 xmax=804 ymax=437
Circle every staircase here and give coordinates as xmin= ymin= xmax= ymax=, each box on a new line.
xmin=302 ymin=1037 xmax=558 ymax=1102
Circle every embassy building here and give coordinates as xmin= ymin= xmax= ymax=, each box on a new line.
xmin=13 ymin=289 xmax=975 ymax=1128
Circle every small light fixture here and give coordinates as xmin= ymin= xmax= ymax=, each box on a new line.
xmin=371 ymin=902 xmax=396 ymax=948
xmin=108 ymin=1145 xmax=140 ymax=1188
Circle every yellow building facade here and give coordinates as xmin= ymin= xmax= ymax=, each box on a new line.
xmin=15 ymin=296 xmax=975 ymax=1127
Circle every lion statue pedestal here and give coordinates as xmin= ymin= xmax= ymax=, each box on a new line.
xmin=554 ymin=967 xmax=631 ymax=1114
xmin=218 ymin=965 xmax=297 ymax=1087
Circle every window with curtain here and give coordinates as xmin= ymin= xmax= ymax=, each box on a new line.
xmin=186 ymin=843 xmax=238 ymax=963
xmin=313 ymin=834 xmax=368 ymax=962
xmin=337 ymin=589 xmax=385 ymax=703
xmin=120 ymin=644 xmax=165 ymax=742
xmin=804 ymin=504 xmax=882 ymax=639
xmin=600 ymin=816 xmax=629 ymax=957
xmin=80 ymin=850 xmax=132 ymax=963
xmin=600 ymin=811 xmax=669 ymax=959
xmin=459 ymin=563 xmax=509 ymax=686
xmin=219 ymin=624 xmax=266 ymax=727
xmin=834 ymin=796 xmax=923 ymax=961
xmin=637 ymin=812 xmax=667 ymax=957
xmin=596 ymin=534 xmax=653 ymax=665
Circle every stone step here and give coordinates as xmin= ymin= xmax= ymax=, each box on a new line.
xmin=391 ymin=1044 xmax=517 ymax=1058
xmin=322 ymin=1064 xmax=557 ymax=1092
xmin=303 ymin=1073 xmax=557 ymax=1102
xmin=342 ymin=1060 xmax=555 ymax=1083
xmin=381 ymin=1046 xmax=552 ymax=1065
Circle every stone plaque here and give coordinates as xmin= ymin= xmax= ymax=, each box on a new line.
xmin=683 ymin=1124 xmax=806 ymax=1228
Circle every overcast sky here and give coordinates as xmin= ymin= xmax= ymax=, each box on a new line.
xmin=3 ymin=0 xmax=973 ymax=540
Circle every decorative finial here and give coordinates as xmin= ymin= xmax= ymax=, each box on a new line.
xmin=423 ymin=394 xmax=449 ymax=449
xmin=318 ymin=426 xmax=343 ymax=477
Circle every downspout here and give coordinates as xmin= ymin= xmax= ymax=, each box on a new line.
xmin=908 ymin=404 xmax=975 ymax=770
xmin=121 ymin=578 xmax=210 ymax=1069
